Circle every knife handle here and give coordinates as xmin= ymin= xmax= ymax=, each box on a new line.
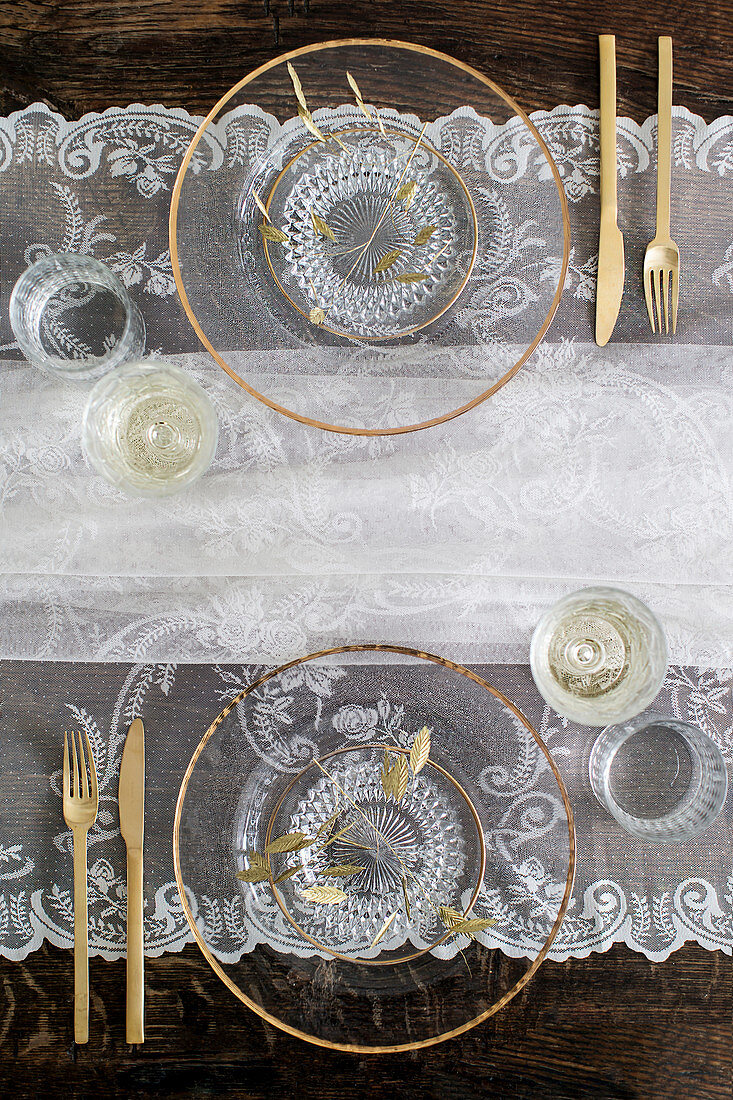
xmin=656 ymin=36 xmax=673 ymax=238
xmin=126 ymin=848 xmax=144 ymax=1043
xmin=598 ymin=35 xmax=618 ymax=215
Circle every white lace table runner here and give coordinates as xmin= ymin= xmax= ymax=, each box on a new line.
xmin=0 ymin=101 xmax=731 ymax=964
xmin=0 ymin=102 xmax=731 ymax=665
xmin=0 ymin=660 xmax=730 ymax=964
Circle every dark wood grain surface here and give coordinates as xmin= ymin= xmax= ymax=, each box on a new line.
xmin=1 ymin=1 xmax=732 ymax=1096
xmin=0 ymin=0 xmax=732 ymax=122
xmin=0 ymin=940 xmax=730 ymax=1099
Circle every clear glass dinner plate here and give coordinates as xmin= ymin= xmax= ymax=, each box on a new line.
xmin=170 ymin=39 xmax=570 ymax=435
xmin=174 ymin=646 xmax=575 ymax=1052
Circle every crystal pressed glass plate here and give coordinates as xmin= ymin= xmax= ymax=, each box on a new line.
xmin=170 ymin=40 xmax=570 ymax=434
xmin=174 ymin=646 xmax=575 ymax=1052
xmin=260 ymin=126 xmax=477 ymax=341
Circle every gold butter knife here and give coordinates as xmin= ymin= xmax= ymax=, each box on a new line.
xmin=119 ymin=717 xmax=145 ymax=1043
xmin=595 ymin=34 xmax=625 ymax=346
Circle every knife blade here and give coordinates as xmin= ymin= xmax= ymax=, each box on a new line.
xmin=119 ymin=717 xmax=145 ymax=1043
xmin=595 ymin=34 xmax=625 ymax=346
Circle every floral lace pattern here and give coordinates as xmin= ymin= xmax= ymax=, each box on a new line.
xmin=0 ymin=661 xmax=730 ymax=964
xmin=0 ymin=102 xmax=731 ymax=964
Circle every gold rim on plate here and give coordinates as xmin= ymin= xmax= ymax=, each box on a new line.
xmin=169 ymin=39 xmax=571 ymax=436
xmin=173 ymin=643 xmax=576 ymax=1053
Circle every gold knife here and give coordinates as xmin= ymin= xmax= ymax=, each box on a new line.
xmin=119 ymin=717 xmax=145 ymax=1043
xmin=595 ymin=34 xmax=625 ymax=346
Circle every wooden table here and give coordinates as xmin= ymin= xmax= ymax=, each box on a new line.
xmin=1 ymin=3 xmax=731 ymax=1097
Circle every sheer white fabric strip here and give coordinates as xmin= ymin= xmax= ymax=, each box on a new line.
xmin=1 ymin=340 xmax=731 ymax=664
xmin=0 ymin=571 xmax=731 ymax=667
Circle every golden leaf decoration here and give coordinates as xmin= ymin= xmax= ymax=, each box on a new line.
xmin=370 ymin=910 xmax=398 ymax=948
xmin=448 ymin=916 xmax=497 ymax=936
xmin=260 ymin=223 xmax=288 ymax=243
xmin=395 ymin=180 xmax=417 ymax=207
xmin=311 ymin=210 xmax=336 ymax=241
xmin=439 ymin=906 xmax=496 ymax=937
xmin=264 ymin=831 xmax=312 ymax=854
xmin=309 ymin=306 xmax=326 ymax=325
xmin=253 ymin=193 xmax=271 ymax=222
xmin=247 ymin=849 xmax=268 ymax=871
xmin=274 ymin=865 xmax=300 ymax=884
xmin=298 ymin=104 xmax=328 ymax=144
xmin=346 ymin=70 xmax=386 ymax=136
xmin=396 ymin=271 xmax=428 ymax=283
xmin=380 ymin=750 xmax=394 ymax=799
xmin=393 ymin=754 xmax=409 ymax=802
xmin=287 ymin=62 xmax=346 ymax=149
xmin=439 ymin=905 xmax=464 ymax=929
xmin=414 ymin=225 xmax=436 ymax=246
xmin=409 ymin=725 xmax=431 ymax=775
xmin=315 ymin=809 xmax=340 ymax=839
xmin=321 ymin=822 xmax=356 ymax=847
xmin=301 ymin=884 xmax=347 ymax=905
xmin=373 ymin=248 xmax=402 ymax=274
xmin=346 ymin=70 xmax=372 ymax=118
xmin=321 ymin=864 xmax=364 ymax=877
xmin=236 ymin=867 xmax=270 ymax=883
xmin=401 ymin=876 xmax=411 ymax=920
xmin=287 ymin=61 xmax=308 ymax=111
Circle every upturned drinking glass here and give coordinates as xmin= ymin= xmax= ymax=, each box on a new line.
xmin=9 ymin=252 xmax=145 ymax=382
xmin=530 ymin=586 xmax=668 ymax=726
xmin=589 ymin=714 xmax=728 ymax=843
xmin=82 ymin=361 xmax=219 ymax=497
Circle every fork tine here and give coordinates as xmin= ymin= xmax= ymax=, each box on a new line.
xmin=78 ymin=731 xmax=90 ymax=799
xmin=671 ymin=267 xmax=679 ymax=334
xmin=63 ymin=731 xmax=70 ymax=795
xmin=69 ymin=728 xmax=81 ymax=798
xmin=644 ymin=268 xmax=656 ymax=333
xmin=662 ymin=269 xmax=670 ymax=334
xmin=654 ymin=269 xmax=664 ymax=334
xmin=84 ymin=731 xmax=98 ymax=800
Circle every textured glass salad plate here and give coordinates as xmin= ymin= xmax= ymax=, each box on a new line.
xmin=174 ymin=646 xmax=575 ymax=1052
xmin=170 ymin=39 xmax=570 ymax=435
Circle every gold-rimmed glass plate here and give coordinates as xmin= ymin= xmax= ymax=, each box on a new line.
xmin=170 ymin=40 xmax=570 ymax=435
xmin=173 ymin=646 xmax=575 ymax=1052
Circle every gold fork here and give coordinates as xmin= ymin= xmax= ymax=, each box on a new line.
xmin=643 ymin=36 xmax=680 ymax=334
xmin=62 ymin=730 xmax=99 ymax=1044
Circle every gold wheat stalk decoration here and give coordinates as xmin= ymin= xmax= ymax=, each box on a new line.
xmin=238 ymin=733 xmax=494 ymax=948
xmin=311 ymin=121 xmax=429 ymax=324
xmin=311 ymin=747 xmax=495 ymax=941
xmin=311 ymin=753 xmax=446 ymax=923
xmin=270 ymin=68 xmax=445 ymax=327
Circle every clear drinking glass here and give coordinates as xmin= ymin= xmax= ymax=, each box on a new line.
xmin=530 ymin=586 xmax=668 ymax=726
xmin=82 ymin=361 xmax=219 ymax=497
xmin=9 ymin=252 xmax=145 ymax=382
xmin=589 ymin=714 xmax=728 ymax=842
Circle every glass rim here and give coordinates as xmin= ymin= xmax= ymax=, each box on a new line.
xmin=529 ymin=586 xmax=669 ymax=727
xmin=81 ymin=359 xmax=219 ymax=497
xmin=9 ymin=251 xmax=143 ymax=377
xmin=589 ymin=712 xmax=729 ymax=842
